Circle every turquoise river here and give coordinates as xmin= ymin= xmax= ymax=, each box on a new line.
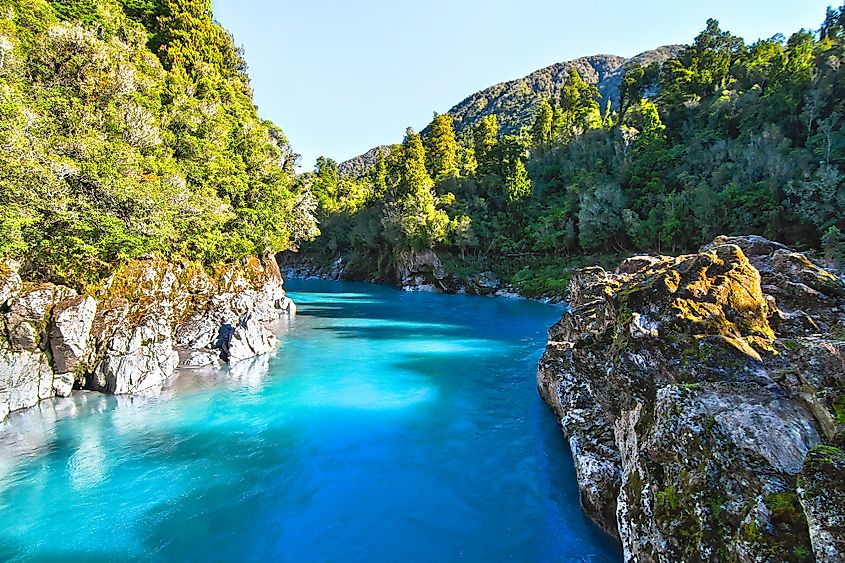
xmin=0 ymin=279 xmax=620 ymax=561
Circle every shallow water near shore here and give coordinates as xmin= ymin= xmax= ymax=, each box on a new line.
xmin=0 ymin=279 xmax=620 ymax=561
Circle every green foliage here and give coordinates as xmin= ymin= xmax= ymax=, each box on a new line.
xmin=473 ymin=114 xmax=499 ymax=174
xmin=303 ymin=5 xmax=845 ymax=294
xmin=0 ymin=0 xmax=316 ymax=285
xmin=557 ymin=70 xmax=602 ymax=140
xmin=506 ymin=159 xmax=531 ymax=203
xmin=424 ymin=113 xmax=458 ymax=180
xmin=530 ymin=99 xmax=554 ymax=147
xmin=822 ymin=226 xmax=845 ymax=266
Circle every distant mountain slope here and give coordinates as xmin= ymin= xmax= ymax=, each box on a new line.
xmin=447 ymin=46 xmax=682 ymax=138
xmin=337 ymin=145 xmax=392 ymax=179
xmin=339 ymin=46 xmax=682 ymax=177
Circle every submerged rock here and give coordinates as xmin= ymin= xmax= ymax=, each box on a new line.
xmin=0 ymin=255 xmax=296 ymax=420
xmin=538 ymin=236 xmax=845 ymax=561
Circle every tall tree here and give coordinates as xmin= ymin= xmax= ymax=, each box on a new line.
xmin=473 ymin=115 xmax=499 ymax=174
xmin=369 ymin=148 xmax=388 ymax=199
xmin=506 ymin=159 xmax=531 ymax=203
xmin=531 ymin=99 xmax=554 ymax=148
xmin=400 ymin=128 xmax=433 ymax=196
xmin=312 ymin=156 xmax=339 ymax=213
xmin=558 ymin=70 xmax=601 ymax=140
xmin=424 ymin=113 xmax=458 ymax=180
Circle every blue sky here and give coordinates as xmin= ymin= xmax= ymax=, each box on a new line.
xmin=212 ymin=0 xmax=836 ymax=170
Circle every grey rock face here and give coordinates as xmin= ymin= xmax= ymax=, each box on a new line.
xmin=49 ymin=295 xmax=97 ymax=391
xmin=0 ymin=281 xmax=79 ymax=416
xmin=0 ymin=346 xmax=54 ymax=421
xmin=5 ymin=284 xmax=77 ymax=351
xmin=89 ymin=301 xmax=179 ymax=395
xmin=222 ymin=313 xmax=278 ymax=363
xmin=0 ymin=255 xmax=295 ymax=420
xmin=539 ymin=236 xmax=845 ymax=561
xmin=467 ymin=271 xmax=501 ymax=295
xmin=799 ymin=446 xmax=845 ymax=562
xmin=397 ymin=249 xmax=449 ymax=291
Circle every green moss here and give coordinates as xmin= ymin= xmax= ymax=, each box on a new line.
xmin=806 ymin=444 xmax=844 ymax=464
xmin=793 ymin=546 xmax=810 ymax=558
xmin=765 ymin=492 xmax=800 ymax=516
xmin=761 ymin=491 xmax=813 ymax=562
xmin=781 ymin=339 xmax=800 ymax=350
xmin=741 ymin=520 xmax=763 ymax=542
xmin=833 ymin=395 xmax=845 ymax=425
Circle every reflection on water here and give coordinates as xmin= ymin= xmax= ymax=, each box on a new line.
xmin=67 ymin=424 xmax=108 ymax=491
xmin=0 ymin=279 xmax=621 ymax=562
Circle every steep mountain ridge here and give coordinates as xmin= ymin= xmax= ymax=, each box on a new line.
xmin=338 ymin=45 xmax=682 ymax=177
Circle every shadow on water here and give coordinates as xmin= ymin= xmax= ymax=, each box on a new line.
xmin=309 ymin=323 xmax=469 ymax=342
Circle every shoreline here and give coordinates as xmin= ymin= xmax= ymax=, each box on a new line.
xmin=281 ymin=267 xmax=567 ymax=306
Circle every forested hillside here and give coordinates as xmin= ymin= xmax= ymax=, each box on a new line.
xmin=299 ymin=6 xmax=845 ymax=296
xmin=338 ymin=47 xmax=681 ymax=178
xmin=444 ymin=47 xmax=682 ymax=138
xmin=0 ymin=0 xmax=317 ymax=286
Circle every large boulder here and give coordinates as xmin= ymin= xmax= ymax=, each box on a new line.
xmin=173 ymin=255 xmax=294 ymax=363
xmin=5 ymin=283 xmax=77 ymax=351
xmin=396 ymin=249 xmax=449 ymax=291
xmin=222 ymin=312 xmax=278 ymax=363
xmin=49 ymin=295 xmax=97 ymax=396
xmin=0 ymin=282 xmax=79 ymax=417
xmin=0 ymin=346 xmax=54 ymax=421
xmin=88 ymin=300 xmax=179 ymax=395
xmin=539 ymin=236 xmax=845 ymax=561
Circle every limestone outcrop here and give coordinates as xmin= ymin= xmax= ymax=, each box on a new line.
xmin=538 ymin=236 xmax=845 ymax=562
xmin=0 ymin=256 xmax=295 ymax=421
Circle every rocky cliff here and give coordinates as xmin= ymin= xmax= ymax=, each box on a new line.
xmin=0 ymin=256 xmax=295 ymax=421
xmin=538 ymin=236 xmax=845 ymax=562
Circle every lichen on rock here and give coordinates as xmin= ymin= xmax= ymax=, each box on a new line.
xmin=538 ymin=236 xmax=845 ymax=561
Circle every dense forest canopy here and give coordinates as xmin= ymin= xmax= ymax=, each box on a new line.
xmin=0 ymin=0 xmax=318 ymax=286
xmin=300 ymin=5 xmax=845 ymax=293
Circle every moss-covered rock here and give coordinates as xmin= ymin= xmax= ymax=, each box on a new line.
xmin=798 ymin=446 xmax=845 ymax=562
xmin=539 ymin=235 xmax=845 ymax=561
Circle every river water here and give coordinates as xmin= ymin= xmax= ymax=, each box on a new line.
xmin=0 ymin=279 xmax=619 ymax=561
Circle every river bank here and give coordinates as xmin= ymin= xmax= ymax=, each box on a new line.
xmin=0 ymin=255 xmax=295 ymax=422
